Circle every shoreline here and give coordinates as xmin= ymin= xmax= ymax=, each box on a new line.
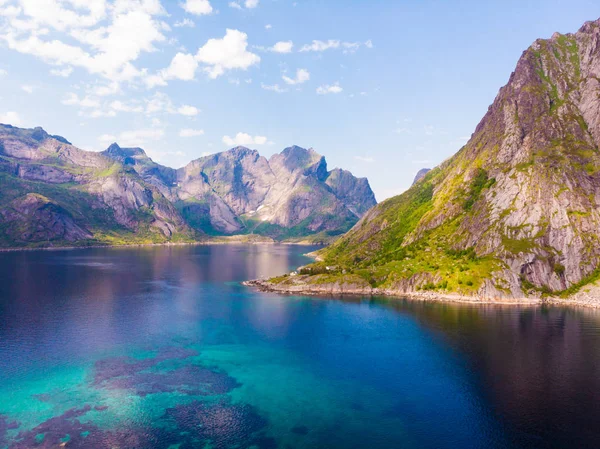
xmin=0 ymin=239 xmax=323 ymax=253
xmin=243 ymin=279 xmax=600 ymax=309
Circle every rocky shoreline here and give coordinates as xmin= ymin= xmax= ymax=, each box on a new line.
xmin=243 ymin=279 xmax=600 ymax=309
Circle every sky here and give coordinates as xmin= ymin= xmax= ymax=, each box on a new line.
xmin=0 ymin=0 xmax=598 ymax=201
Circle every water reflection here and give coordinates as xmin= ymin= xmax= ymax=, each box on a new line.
xmin=1 ymin=247 xmax=600 ymax=448
xmin=338 ymin=298 xmax=600 ymax=448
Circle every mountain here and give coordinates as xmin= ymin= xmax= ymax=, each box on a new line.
xmin=412 ymin=168 xmax=431 ymax=185
xmin=259 ymin=18 xmax=600 ymax=302
xmin=0 ymin=125 xmax=376 ymax=248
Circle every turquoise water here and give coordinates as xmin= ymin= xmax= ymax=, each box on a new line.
xmin=0 ymin=245 xmax=599 ymax=448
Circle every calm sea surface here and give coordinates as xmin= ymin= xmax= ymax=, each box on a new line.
xmin=0 ymin=245 xmax=599 ymax=449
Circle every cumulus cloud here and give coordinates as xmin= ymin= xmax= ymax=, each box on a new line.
xmin=196 ymin=29 xmax=260 ymax=79
xmin=229 ymin=0 xmax=258 ymax=9
xmin=177 ymin=105 xmax=199 ymax=116
xmin=270 ymin=40 xmax=293 ymax=53
xmin=180 ymin=128 xmax=205 ymax=137
xmin=261 ymin=83 xmax=287 ymax=93
xmin=316 ymin=82 xmax=342 ymax=95
xmin=62 ymin=93 xmax=101 ymax=108
xmin=0 ymin=0 xmax=168 ymax=83
xmin=300 ymin=40 xmax=340 ymax=52
xmin=0 ymin=111 xmax=22 ymax=126
xmin=98 ymin=128 xmax=165 ymax=147
xmin=0 ymin=69 xmax=7 ymax=76
xmin=21 ymin=84 xmax=34 ymax=94
xmin=222 ymin=132 xmax=267 ymax=146
xmin=282 ymin=68 xmax=309 ymax=85
xmin=146 ymin=52 xmax=199 ymax=87
xmin=50 ymin=66 xmax=73 ymax=77
xmin=182 ymin=0 xmax=213 ymax=15
xmin=300 ymin=39 xmax=371 ymax=53
xmin=62 ymin=91 xmax=199 ymax=119
xmin=174 ymin=18 xmax=195 ymax=28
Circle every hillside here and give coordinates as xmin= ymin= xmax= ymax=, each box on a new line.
xmin=261 ymin=19 xmax=600 ymax=302
xmin=0 ymin=125 xmax=375 ymax=248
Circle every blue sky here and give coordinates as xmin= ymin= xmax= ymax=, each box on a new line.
xmin=0 ymin=0 xmax=598 ymax=200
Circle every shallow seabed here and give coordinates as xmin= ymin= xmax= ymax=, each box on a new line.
xmin=0 ymin=245 xmax=599 ymax=449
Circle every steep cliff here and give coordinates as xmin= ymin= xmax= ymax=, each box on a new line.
xmin=0 ymin=126 xmax=192 ymax=247
xmin=267 ymin=18 xmax=600 ymax=301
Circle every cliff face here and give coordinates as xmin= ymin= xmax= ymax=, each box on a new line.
xmin=0 ymin=126 xmax=376 ymax=247
xmin=289 ymin=19 xmax=600 ymax=300
xmin=0 ymin=125 xmax=191 ymax=247
xmin=172 ymin=145 xmax=377 ymax=238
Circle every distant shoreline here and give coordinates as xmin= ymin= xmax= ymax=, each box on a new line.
xmin=0 ymin=239 xmax=324 ymax=253
xmin=243 ymin=279 xmax=600 ymax=309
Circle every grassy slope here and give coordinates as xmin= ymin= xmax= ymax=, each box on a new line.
xmin=269 ymin=29 xmax=600 ymax=297
xmin=0 ymin=161 xmax=195 ymax=248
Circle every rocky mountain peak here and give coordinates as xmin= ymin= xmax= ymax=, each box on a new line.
xmin=412 ymin=168 xmax=431 ymax=185
xmin=300 ymin=17 xmax=600 ymax=301
xmin=102 ymin=143 xmax=147 ymax=164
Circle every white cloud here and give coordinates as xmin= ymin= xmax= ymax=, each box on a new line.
xmin=180 ymin=128 xmax=205 ymax=137
xmin=270 ymin=40 xmax=293 ymax=53
xmin=0 ymin=111 xmax=22 ymax=126
xmin=50 ymin=66 xmax=73 ymax=77
xmin=99 ymin=128 xmax=165 ymax=147
xmin=282 ymin=68 xmax=309 ymax=85
xmin=174 ymin=18 xmax=195 ymax=28
xmin=0 ymin=69 xmax=7 ymax=76
xmin=300 ymin=39 xmax=367 ymax=53
xmin=177 ymin=105 xmax=200 ymax=116
xmin=146 ymin=51 xmax=199 ymax=87
xmin=354 ymin=156 xmax=374 ymax=163
xmin=222 ymin=132 xmax=268 ymax=146
xmin=265 ymin=24 xmax=272 ymax=30
xmin=316 ymin=82 xmax=342 ymax=95
xmin=1 ymin=2 xmax=167 ymax=84
xmin=62 ymin=93 xmax=100 ymax=108
xmin=300 ymin=40 xmax=340 ymax=52
xmin=261 ymin=83 xmax=287 ymax=93
xmin=195 ymin=29 xmax=260 ymax=79
xmin=92 ymin=81 xmax=120 ymax=97
xmin=182 ymin=0 xmax=213 ymax=15
xmin=109 ymin=100 xmax=144 ymax=113
xmin=21 ymin=84 xmax=34 ymax=94
xmin=229 ymin=0 xmax=258 ymax=9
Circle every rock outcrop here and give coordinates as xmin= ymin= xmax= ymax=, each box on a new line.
xmin=275 ymin=18 xmax=600 ymax=301
xmin=412 ymin=168 xmax=431 ymax=185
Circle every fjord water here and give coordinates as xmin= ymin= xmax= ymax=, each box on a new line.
xmin=0 ymin=246 xmax=599 ymax=449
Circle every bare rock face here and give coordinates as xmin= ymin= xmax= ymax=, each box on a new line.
xmin=315 ymin=18 xmax=600 ymax=299
xmin=0 ymin=125 xmax=376 ymax=245
xmin=0 ymin=194 xmax=92 ymax=243
xmin=171 ymin=145 xmax=376 ymax=237
xmin=412 ymin=168 xmax=431 ymax=185
xmin=0 ymin=126 xmax=192 ymax=247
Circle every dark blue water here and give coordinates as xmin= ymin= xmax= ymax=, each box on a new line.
xmin=0 ymin=245 xmax=599 ymax=449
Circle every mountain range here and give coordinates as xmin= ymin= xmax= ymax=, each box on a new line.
xmin=259 ymin=18 xmax=600 ymax=303
xmin=0 ymin=124 xmax=376 ymax=248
